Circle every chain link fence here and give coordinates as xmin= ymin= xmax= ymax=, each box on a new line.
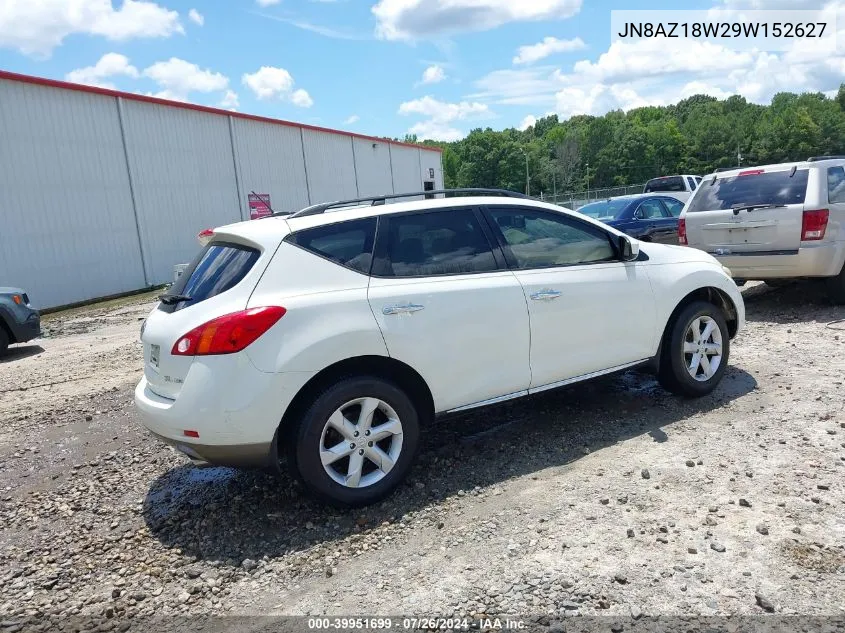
xmin=535 ymin=183 xmax=646 ymax=209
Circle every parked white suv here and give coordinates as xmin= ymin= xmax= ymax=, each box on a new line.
xmin=135 ymin=189 xmax=744 ymax=506
xmin=679 ymin=157 xmax=845 ymax=303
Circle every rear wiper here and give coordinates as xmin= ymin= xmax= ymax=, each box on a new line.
xmin=158 ymin=293 xmax=192 ymax=305
xmin=731 ymin=203 xmax=786 ymax=215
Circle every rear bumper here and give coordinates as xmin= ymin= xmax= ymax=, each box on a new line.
xmin=712 ymin=241 xmax=845 ymax=279
xmin=134 ymin=361 xmax=315 ymax=469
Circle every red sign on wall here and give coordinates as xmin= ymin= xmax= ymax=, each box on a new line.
xmin=248 ymin=193 xmax=272 ymax=220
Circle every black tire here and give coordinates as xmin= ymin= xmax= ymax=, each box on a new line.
xmin=824 ymin=263 xmax=845 ymax=305
xmin=658 ymin=301 xmax=730 ymax=398
xmin=285 ymin=376 xmax=420 ymax=507
xmin=0 ymin=326 xmax=9 ymax=356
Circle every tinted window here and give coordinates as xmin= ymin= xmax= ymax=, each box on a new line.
xmin=662 ymin=197 xmax=685 ymax=217
xmin=636 ymin=200 xmax=666 ymax=219
xmin=489 ymin=208 xmax=615 ymax=269
xmin=687 ymin=169 xmax=809 ymax=212
xmin=644 ymin=176 xmax=685 ymax=193
xmin=377 ymin=209 xmax=497 ymax=277
xmin=577 ymin=199 xmax=631 ymax=220
xmin=828 ymin=166 xmax=845 ymax=203
xmin=288 ymin=218 xmax=376 ymax=274
xmin=687 ymin=177 xmax=698 ymax=191
xmin=161 ymin=242 xmax=260 ymax=313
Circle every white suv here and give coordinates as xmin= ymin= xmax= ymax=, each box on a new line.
xmin=680 ymin=157 xmax=845 ymax=303
xmin=135 ymin=189 xmax=745 ymax=506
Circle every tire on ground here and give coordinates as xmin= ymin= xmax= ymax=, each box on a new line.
xmin=285 ymin=376 xmax=420 ymax=507
xmin=0 ymin=325 xmax=9 ymax=356
xmin=658 ymin=300 xmax=731 ymax=398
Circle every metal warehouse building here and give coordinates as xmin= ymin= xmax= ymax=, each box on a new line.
xmin=0 ymin=71 xmax=444 ymax=309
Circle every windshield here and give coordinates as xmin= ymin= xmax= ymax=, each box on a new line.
xmin=644 ymin=176 xmax=685 ymax=193
xmin=687 ymin=169 xmax=809 ymax=212
xmin=577 ymin=199 xmax=631 ymax=220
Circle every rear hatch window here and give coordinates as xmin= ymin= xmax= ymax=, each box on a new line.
xmin=645 ymin=176 xmax=685 ymax=193
xmin=159 ymin=242 xmax=260 ymax=313
xmin=688 ymin=169 xmax=809 ymax=212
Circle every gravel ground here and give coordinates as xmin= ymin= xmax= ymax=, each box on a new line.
xmin=0 ymin=282 xmax=843 ymax=632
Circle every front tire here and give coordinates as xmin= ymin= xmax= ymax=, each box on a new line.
xmin=658 ymin=301 xmax=730 ymax=397
xmin=286 ymin=376 xmax=420 ymax=507
xmin=0 ymin=327 xmax=9 ymax=356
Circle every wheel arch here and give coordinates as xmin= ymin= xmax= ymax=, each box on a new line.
xmin=276 ymin=354 xmax=435 ymax=446
xmin=653 ymin=286 xmax=739 ymax=371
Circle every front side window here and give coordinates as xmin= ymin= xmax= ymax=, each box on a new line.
xmin=488 ymin=207 xmax=616 ymax=269
xmin=376 ymin=208 xmax=498 ymax=277
xmin=828 ymin=166 xmax=845 ymax=203
xmin=287 ymin=218 xmax=376 ymax=274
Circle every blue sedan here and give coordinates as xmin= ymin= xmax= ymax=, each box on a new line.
xmin=577 ymin=194 xmax=685 ymax=244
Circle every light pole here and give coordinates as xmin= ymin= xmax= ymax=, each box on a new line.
xmin=585 ymin=161 xmax=590 ymax=201
xmin=519 ymin=148 xmax=530 ymax=196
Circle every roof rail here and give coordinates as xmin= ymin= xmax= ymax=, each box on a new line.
xmin=713 ymin=167 xmax=737 ymax=172
xmin=284 ymin=188 xmax=530 ymax=218
xmin=807 ymin=155 xmax=845 ymax=162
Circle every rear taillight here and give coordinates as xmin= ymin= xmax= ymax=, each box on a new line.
xmin=172 ymin=306 xmax=286 ymax=356
xmin=801 ymin=209 xmax=829 ymax=241
xmin=678 ymin=218 xmax=687 ymax=245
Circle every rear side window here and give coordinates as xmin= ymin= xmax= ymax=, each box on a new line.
xmin=645 ymin=176 xmax=685 ymax=193
xmin=662 ymin=197 xmax=684 ymax=217
xmin=687 ymin=177 xmax=698 ymax=191
xmin=287 ymin=218 xmax=376 ymax=274
xmin=829 ymin=166 xmax=845 ymax=203
xmin=374 ymin=208 xmax=497 ymax=277
xmin=687 ymin=169 xmax=809 ymax=212
xmin=161 ymin=242 xmax=260 ymax=313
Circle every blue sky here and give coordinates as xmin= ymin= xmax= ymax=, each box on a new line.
xmin=0 ymin=0 xmax=842 ymax=141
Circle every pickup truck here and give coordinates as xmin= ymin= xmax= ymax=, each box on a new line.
xmin=643 ymin=175 xmax=703 ymax=203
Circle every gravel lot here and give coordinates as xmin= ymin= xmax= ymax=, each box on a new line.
xmin=1 ymin=283 xmax=843 ymax=631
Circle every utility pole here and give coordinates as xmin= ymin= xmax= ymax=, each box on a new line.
xmin=520 ymin=148 xmax=530 ymax=196
xmin=585 ymin=161 xmax=590 ymax=200
xmin=737 ymin=145 xmax=743 ymax=167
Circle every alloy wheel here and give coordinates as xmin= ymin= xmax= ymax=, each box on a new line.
xmin=682 ymin=315 xmax=723 ymax=382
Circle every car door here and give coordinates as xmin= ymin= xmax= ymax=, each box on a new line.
xmin=634 ymin=198 xmax=676 ymax=244
xmin=484 ymin=205 xmax=657 ymax=391
xmin=367 ymin=207 xmax=531 ymax=413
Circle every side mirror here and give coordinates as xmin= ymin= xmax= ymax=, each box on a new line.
xmin=619 ymin=235 xmax=640 ymax=261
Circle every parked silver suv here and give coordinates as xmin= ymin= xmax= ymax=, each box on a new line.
xmin=679 ymin=157 xmax=845 ymax=303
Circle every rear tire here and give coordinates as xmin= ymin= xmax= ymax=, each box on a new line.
xmin=0 ymin=326 xmax=9 ymax=356
xmin=658 ymin=301 xmax=730 ymax=397
xmin=285 ymin=376 xmax=420 ymax=507
xmin=824 ymin=263 xmax=845 ymax=305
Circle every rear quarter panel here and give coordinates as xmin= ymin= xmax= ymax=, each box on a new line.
xmin=246 ymin=243 xmax=388 ymax=373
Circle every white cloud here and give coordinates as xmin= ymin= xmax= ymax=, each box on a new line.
xmin=143 ymin=58 xmax=229 ymax=100
xmin=219 ymin=90 xmax=239 ymax=110
xmin=188 ymin=8 xmax=204 ymax=26
xmin=65 ymin=52 xmax=139 ymax=89
xmin=242 ymin=66 xmax=313 ymax=107
xmin=290 ymin=88 xmax=314 ymax=108
xmin=420 ymin=64 xmax=446 ymax=84
xmin=518 ymin=115 xmax=537 ymax=131
xmin=255 ymin=0 xmax=281 ymax=5
xmin=408 ymin=120 xmax=464 ymax=142
xmin=0 ymin=0 xmax=184 ymax=57
xmin=344 ymin=114 xmax=360 ymax=124
xmin=372 ymin=0 xmax=582 ymax=41
xmin=399 ymin=95 xmax=493 ymax=141
xmin=513 ymin=36 xmax=585 ymax=65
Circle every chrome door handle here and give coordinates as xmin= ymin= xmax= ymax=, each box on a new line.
xmin=530 ymin=289 xmax=562 ymax=301
xmin=382 ymin=303 xmax=425 ymax=315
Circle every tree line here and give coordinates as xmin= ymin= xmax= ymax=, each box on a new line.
xmin=410 ymin=85 xmax=845 ymax=196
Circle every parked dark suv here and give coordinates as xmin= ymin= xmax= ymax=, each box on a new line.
xmin=0 ymin=287 xmax=41 ymax=355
